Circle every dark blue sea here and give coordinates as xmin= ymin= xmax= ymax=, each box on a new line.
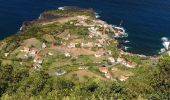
xmin=0 ymin=0 xmax=170 ymax=56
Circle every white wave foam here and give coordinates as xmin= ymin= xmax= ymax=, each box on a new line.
xmin=95 ymin=13 xmax=100 ymax=18
xmin=19 ymin=26 xmax=23 ymax=31
xmin=58 ymin=7 xmax=64 ymax=10
xmin=124 ymin=46 xmax=130 ymax=51
xmin=38 ymin=14 xmax=42 ymax=19
xmin=124 ymin=40 xmax=130 ymax=43
xmin=159 ymin=48 xmax=166 ymax=54
xmin=138 ymin=54 xmax=147 ymax=58
xmin=161 ymin=37 xmax=170 ymax=50
xmin=111 ymin=25 xmax=116 ymax=27
xmin=161 ymin=37 xmax=168 ymax=42
xmin=162 ymin=41 xmax=170 ymax=50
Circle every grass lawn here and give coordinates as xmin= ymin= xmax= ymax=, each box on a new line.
xmin=65 ymin=69 xmax=106 ymax=82
xmin=22 ymin=38 xmax=42 ymax=48
xmin=1 ymin=59 xmax=13 ymax=66
xmin=111 ymin=67 xmax=134 ymax=78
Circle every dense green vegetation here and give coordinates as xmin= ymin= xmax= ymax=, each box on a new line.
xmin=0 ymin=55 xmax=170 ymax=99
xmin=0 ymin=8 xmax=169 ymax=100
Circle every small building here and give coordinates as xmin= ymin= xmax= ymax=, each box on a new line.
xmin=55 ymin=69 xmax=66 ymax=76
xmin=19 ymin=62 xmax=23 ymax=65
xmin=64 ymin=52 xmax=70 ymax=57
xmin=118 ymin=75 xmax=129 ymax=81
xmin=4 ymin=53 xmax=9 ymax=57
xmin=107 ymin=50 xmax=112 ymax=55
xmin=48 ymin=52 xmax=53 ymax=56
xmin=20 ymin=47 xmax=30 ymax=53
xmin=29 ymin=48 xmax=39 ymax=56
xmin=108 ymin=57 xmax=115 ymax=63
xmin=99 ymin=66 xmax=108 ymax=74
xmin=95 ymin=42 xmax=102 ymax=48
xmin=68 ymin=43 xmax=76 ymax=48
xmin=81 ymin=42 xmax=94 ymax=47
xmin=105 ymin=72 xmax=112 ymax=79
xmin=33 ymin=55 xmax=43 ymax=64
xmin=126 ymin=62 xmax=137 ymax=68
xmin=78 ymin=66 xmax=88 ymax=70
xmin=94 ymin=49 xmax=105 ymax=57
xmin=42 ymin=43 xmax=47 ymax=48
xmin=117 ymin=57 xmax=126 ymax=63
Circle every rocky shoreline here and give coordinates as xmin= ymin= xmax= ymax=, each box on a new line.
xmin=18 ymin=6 xmax=162 ymax=60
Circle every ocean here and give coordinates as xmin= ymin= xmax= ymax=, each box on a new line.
xmin=0 ymin=0 xmax=170 ymax=56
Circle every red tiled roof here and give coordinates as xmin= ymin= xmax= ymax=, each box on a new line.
xmin=34 ymin=55 xmax=42 ymax=60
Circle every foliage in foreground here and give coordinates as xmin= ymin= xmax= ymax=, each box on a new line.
xmin=0 ymin=55 xmax=170 ymax=99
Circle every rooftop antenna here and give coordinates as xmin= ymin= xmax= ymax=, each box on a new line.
xmin=119 ymin=20 xmax=123 ymax=27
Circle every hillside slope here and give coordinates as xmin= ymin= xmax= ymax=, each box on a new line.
xmin=0 ymin=7 xmax=169 ymax=100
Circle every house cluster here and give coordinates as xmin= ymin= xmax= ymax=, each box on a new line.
xmin=95 ymin=39 xmax=106 ymax=48
xmin=88 ymin=27 xmax=102 ymax=38
xmin=75 ymin=15 xmax=128 ymax=38
xmin=80 ymin=38 xmax=106 ymax=49
xmin=75 ymin=16 xmax=90 ymax=26
xmin=99 ymin=66 xmax=131 ymax=81
xmin=20 ymin=47 xmax=43 ymax=69
xmin=81 ymin=42 xmax=94 ymax=48
xmin=89 ymin=19 xmax=127 ymax=38
xmin=88 ymin=26 xmax=109 ymax=40
xmin=19 ymin=43 xmax=51 ymax=69
xmin=67 ymin=43 xmax=77 ymax=48
xmin=117 ymin=57 xmax=137 ymax=68
xmin=20 ymin=47 xmax=39 ymax=57
xmin=99 ymin=66 xmax=112 ymax=79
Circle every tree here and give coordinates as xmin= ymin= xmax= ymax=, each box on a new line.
xmin=151 ymin=55 xmax=170 ymax=99
xmin=0 ymin=65 xmax=13 ymax=96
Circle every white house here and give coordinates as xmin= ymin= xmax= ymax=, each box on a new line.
xmin=68 ymin=43 xmax=77 ymax=48
xmin=117 ymin=57 xmax=125 ymax=63
xmin=105 ymin=72 xmax=112 ymax=79
xmin=48 ymin=52 xmax=53 ymax=56
xmin=78 ymin=66 xmax=88 ymax=70
xmin=4 ymin=53 xmax=9 ymax=57
xmin=118 ymin=75 xmax=129 ymax=81
xmin=108 ymin=57 xmax=115 ymax=63
xmin=55 ymin=69 xmax=66 ymax=76
xmin=20 ymin=47 xmax=30 ymax=53
xmin=42 ymin=43 xmax=47 ymax=48
xmin=64 ymin=52 xmax=70 ymax=57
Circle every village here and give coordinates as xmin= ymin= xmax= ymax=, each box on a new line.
xmin=3 ymin=14 xmax=138 ymax=82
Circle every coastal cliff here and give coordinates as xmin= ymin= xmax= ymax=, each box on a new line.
xmin=0 ymin=7 xmax=169 ymax=99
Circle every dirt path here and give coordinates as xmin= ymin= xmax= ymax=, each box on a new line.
xmin=41 ymin=17 xmax=77 ymax=26
xmin=51 ymin=46 xmax=96 ymax=56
